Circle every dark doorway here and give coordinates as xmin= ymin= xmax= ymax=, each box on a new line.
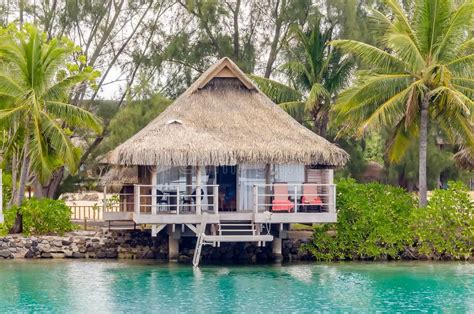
xmin=217 ymin=166 xmax=237 ymax=211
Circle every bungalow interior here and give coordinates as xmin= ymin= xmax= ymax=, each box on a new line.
xmin=102 ymin=58 xmax=347 ymax=266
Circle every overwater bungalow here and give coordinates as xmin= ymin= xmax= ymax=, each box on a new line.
xmin=102 ymin=57 xmax=348 ymax=265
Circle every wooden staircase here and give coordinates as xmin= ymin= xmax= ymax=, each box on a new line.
xmin=192 ymin=220 xmax=273 ymax=267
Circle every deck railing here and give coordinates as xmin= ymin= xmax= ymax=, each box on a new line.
xmin=253 ymin=183 xmax=336 ymax=214
xmin=103 ymin=184 xmax=219 ymax=216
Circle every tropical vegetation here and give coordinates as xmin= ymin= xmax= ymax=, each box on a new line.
xmin=305 ymin=179 xmax=473 ymax=261
xmin=0 ymin=0 xmax=471 ymax=242
xmin=332 ymin=0 xmax=474 ymax=207
xmin=0 ymin=24 xmax=101 ymax=232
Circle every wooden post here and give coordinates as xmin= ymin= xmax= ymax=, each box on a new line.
xmin=213 ymin=185 xmax=218 ymax=214
xmin=186 ymin=165 xmax=192 ymax=204
xmin=176 ymin=186 xmax=180 ymax=215
xmin=253 ymin=184 xmax=258 ymax=213
xmin=196 ymin=166 xmax=202 ymax=215
xmin=151 ymin=168 xmax=157 ymax=215
xmin=294 ymin=186 xmax=298 ymax=213
xmin=265 ymin=164 xmax=272 ymax=212
xmin=134 ymin=185 xmax=140 ymax=215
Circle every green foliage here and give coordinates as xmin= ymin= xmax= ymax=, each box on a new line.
xmin=96 ymin=94 xmax=171 ymax=155
xmin=305 ymin=179 xmax=474 ymax=261
xmin=0 ymin=207 xmax=16 ymax=236
xmin=305 ymin=178 xmax=415 ymax=261
xmin=411 ymin=182 xmax=474 ymax=260
xmin=1 ymin=198 xmax=74 ymax=235
xmin=0 ymin=23 xmax=102 ymax=183
xmin=332 ymin=0 xmax=474 ymax=160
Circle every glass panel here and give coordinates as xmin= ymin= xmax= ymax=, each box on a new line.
xmin=238 ymin=164 xmax=266 ymax=211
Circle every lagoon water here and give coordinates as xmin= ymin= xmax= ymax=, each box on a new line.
xmin=0 ymin=260 xmax=472 ymax=313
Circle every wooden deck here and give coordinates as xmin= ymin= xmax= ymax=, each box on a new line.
xmin=104 ymin=210 xmax=337 ymax=224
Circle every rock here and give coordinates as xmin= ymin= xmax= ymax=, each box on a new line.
xmin=178 ymin=254 xmax=191 ymax=262
xmin=106 ymin=249 xmax=118 ymax=258
xmin=38 ymin=244 xmax=51 ymax=253
xmin=72 ymin=252 xmax=85 ymax=258
xmin=0 ymin=249 xmax=13 ymax=258
xmin=96 ymin=251 xmax=106 ymax=258
xmin=41 ymin=252 xmax=53 ymax=258
xmin=24 ymin=250 xmax=35 ymax=258
xmin=62 ymin=239 xmax=72 ymax=246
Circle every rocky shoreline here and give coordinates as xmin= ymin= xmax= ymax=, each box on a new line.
xmin=0 ymin=230 xmax=314 ymax=263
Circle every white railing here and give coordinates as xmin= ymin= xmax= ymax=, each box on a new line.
xmin=103 ymin=184 xmax=219 ymax=216
xmin=253 ymin=183 xmax=336 ymax=214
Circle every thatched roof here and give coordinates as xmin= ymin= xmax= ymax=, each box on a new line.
xmin=105 ymin=58 xmax=348 ymax=167
xmin=100 ymin=166 xmax=139 ymax=185
xmin=454 ymin=148 xmax=474 ymax=170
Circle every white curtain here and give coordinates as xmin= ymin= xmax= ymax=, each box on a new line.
xmin=238 ymin=164 xmax=266 ymax=211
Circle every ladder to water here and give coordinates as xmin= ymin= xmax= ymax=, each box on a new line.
xmin=192 ymin=220 xmax=274 ymax=267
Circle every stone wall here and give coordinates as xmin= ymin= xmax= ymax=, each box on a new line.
xmin=0 ymin=231 xmax=314 ymax=263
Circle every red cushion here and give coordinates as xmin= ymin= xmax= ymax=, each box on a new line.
xmin=302 ymin=196 xmax=322 ymax=205
xmin=272 ymin=199 xmax=294 ymax=212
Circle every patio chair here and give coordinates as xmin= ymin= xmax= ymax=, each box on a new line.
xmin=271 ymin=183 xmax=294 ymax=213
xmin=156 ymin=190 xmax=169 ymax=212
xmin=301 ymin=183 xmax=322 ymax=212
xmin=182 ymin=188 xmax=205 ymax=211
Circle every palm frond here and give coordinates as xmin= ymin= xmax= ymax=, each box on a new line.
xmin=305 ymin=83 xmax=330 ymax=112
xmin=279 ymin=101 xmax=307 ymax=124
xmin=331 ymin=40 xmax=409 ymax=72
xmin=249 ymin=75 xmax=302 ymax=104
xmin=40 ymin=112 xmax=79 ymax=173
xmin=413 ymin=0 xmax=451 ymax=57
xmin=45 ymin=100 xmax=103 ymax=133
xmin=436 ymin=2 xmax=474 ymax=61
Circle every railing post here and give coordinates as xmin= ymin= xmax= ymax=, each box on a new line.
xmin=196 ymin=166 xmax=202 ymax=215
xmin=151 ymin=185 xmax=157 ymax=215
xmin=294 ymin=186 xmax=298 ymax=213
xmin=213 ymin=185 xmax=218 ymax=214
xmin=134 ymin=185 xmax=140 ymax=216
xmin=253 ymin=184 xmax=258 ymax=213
xmin=176 ymin=186 xmax=180 ymax=215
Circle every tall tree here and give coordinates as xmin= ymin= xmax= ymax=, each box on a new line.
xmin=332 ymin=0 xmax=474 ymax=207
xmin=0 ymin=24 xmax=102 ymax=231
xmin=253 ymin=17 xmax=353 ymax=137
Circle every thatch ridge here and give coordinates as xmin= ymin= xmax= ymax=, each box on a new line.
xmin=105 ymin=57 xmax=349 ymax=167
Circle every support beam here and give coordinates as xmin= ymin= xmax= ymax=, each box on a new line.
xmin=272 ymin=237 xmax=283 ymax=263
xmin=151 ymin=224 xmax=166 ymax=237
xmin=168 ymin=236 xmax=179 ymax=262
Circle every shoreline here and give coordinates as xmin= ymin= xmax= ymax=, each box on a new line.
xmin=1 ymin=230 xmax=471 ymax=263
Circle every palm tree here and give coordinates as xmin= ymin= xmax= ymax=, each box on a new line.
xmin=332 ymin=0 xmax=474 ymax=207
xmin=0 ymin=24 xmax=102 ymax=232
xmin=252 ymin=19 xmax=353 ymax=137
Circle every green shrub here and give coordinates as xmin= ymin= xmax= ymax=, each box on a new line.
xmin=411 ymin=181 xmax=474 ymax=260
xmin=305 ymin=178 xmax=416 ymax=261
xmin=0 ymin=206 xmax=16 ymax=236
xmin=1 ymin=198 xmax=75 ymax=235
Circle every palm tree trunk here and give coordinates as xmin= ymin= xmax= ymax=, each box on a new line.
xmin=419 ymin=94 xmax=430 ymax=207
xmin=12 ymin=135 xmax=30 ymax=233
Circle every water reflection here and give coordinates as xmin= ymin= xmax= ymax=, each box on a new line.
xmin=0 ymin=261 xmax=472 ymax=313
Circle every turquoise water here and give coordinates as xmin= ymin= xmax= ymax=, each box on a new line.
xmin=0 ymin=261 xmax=472 ymax=313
